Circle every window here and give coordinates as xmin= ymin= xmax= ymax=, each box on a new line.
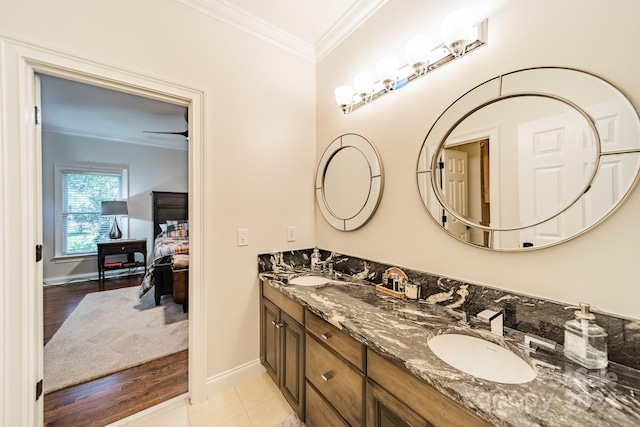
xmin=55 ymin=164 xmax=129 ymax=257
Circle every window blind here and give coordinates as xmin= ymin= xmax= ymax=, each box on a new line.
xmin=60 ymin=170 xmax=123 ymax=255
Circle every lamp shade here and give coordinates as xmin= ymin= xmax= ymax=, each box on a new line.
xmin=354 ymin=72 xmax=374 ymax=96
xmin=101 ymin=200 xmax=128 ymax=216
xmin=335 ymin=85 xmax=354 ymax=106
xmin=441 ymin=8 xmax=474 ymax=56
xmin=376 ymin=56 xmax=399 ymax=83
xmin=405 ymin=34 xmax=433 ymax=67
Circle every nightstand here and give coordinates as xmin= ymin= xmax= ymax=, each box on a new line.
xmin=97 ymin=238 xmax=147 ymax=288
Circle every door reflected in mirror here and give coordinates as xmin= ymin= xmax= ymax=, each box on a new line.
xmin=417 ymin=68 xmax=640 ymax=251
xmin=437 ymin=95 xmax=598 ymax=231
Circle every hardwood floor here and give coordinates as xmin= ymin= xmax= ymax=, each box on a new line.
xmin=43 ymin=276 xmax=188 ymax=427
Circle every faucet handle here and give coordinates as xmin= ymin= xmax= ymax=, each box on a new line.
xmin=523 ymin=334 xmax=557 ymax=353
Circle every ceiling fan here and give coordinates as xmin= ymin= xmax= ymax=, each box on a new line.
xmin=143 ymin=109 xmax=189 ymax=139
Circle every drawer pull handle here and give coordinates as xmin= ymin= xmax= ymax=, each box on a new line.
xmin=121 ymin=246 xmax=125 ymax=251
xmin=321 ymin=371 xmax=334 ymax=382
xmin=321 ymin=332 xmax=332 ymax=340
xmin=271 ymin=320 xmax=283 ymax=329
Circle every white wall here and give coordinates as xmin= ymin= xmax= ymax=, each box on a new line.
xmin=41 ymin=130 xmax=188 ymax=282
xmin=316 ymin=0 xmax=640 ymax=319
xmin=0 ymin=0 xmax=316 ymax=414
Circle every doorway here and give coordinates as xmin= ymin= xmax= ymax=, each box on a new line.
xmin=39 ymin=74 xmax=190 ymax=424
xmin=0 ymin=38 xmax=206 ymax=427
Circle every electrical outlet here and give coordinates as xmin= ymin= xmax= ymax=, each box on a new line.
xmin=237 ymin=228 xmax=249 ymax=246
xmin=287 ymin=226 xmax=296 ymax=242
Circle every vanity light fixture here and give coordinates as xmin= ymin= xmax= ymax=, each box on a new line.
xmin=334 ymin=11 xmax=487 ymax=114
xmin=376 ymin=56 xmax=400 ymax=92
xmin=335 ymin=85 xmax=354 ymax=113
xmin=354 ymin=71 xmax=375 ymax=103
xmin=441 ymin=8 xmax=475 ymax=57
xmin=405 ymin=34 xmax=433 ymax=76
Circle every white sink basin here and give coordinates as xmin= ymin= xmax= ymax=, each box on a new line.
xmin=288 ymin=275 xmax=330 ymax=286
xmin=428 ymin=334 xmax=536 ymax=384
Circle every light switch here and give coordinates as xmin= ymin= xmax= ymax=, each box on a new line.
xmin=237 ymin=228 xmax=249 ymax=246
xmin=287 ymin=226 xmax=296 ymax=242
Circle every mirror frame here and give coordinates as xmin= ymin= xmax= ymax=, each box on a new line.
xmin=316 ymin=134 xmax=383 ymax=231
xmin=417 ymin=67 xmax=640 ymax=251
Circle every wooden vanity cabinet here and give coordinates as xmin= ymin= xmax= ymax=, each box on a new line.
xmin=305 ymin=310 xmax=366 ymax=427
xmin=367 ymin=350 xmax=492 ymax=427
xmin=260 ymin=281 xmax=305 ymax=419
xmin=367 ymin=378 xmax=433 ymax=427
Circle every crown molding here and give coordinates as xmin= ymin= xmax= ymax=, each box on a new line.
xmin=176 ymin=0 xmax=315 ymax=62
xmin=43 ymin=126 xmax=188 ymax=151
xmin=175 ymin=0 xmax=386 ymax=63
xmin=315 ymin=0 xmax=387 ymax=62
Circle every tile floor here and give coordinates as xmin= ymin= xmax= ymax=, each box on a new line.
xmin=124 ymin=373 xmax=295 ymax=427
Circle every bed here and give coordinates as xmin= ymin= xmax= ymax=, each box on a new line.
xmin=139 ymin=191 xmax=189 ymax=312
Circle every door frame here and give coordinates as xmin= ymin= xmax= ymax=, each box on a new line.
xmin=0 ymin=36 xmax=207 ymax=427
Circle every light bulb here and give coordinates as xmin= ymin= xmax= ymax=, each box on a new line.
xmin=376 ymin=56 xmax=399 ymax=91
xmin=405 ymin=34 xmax=433 ymax=75
xmin=334 ymin=85 xmax=354 ymax=113
xmin=441 ymin=8 xmax=474 ymax=57
xmin=354 ymin=72 xmax=374 ymax=102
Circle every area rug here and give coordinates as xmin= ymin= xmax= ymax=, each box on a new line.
xmin=44 ymin=286 xmax=188 ymax=394
xmin=274 ymin=414 xmax=305 ymax=427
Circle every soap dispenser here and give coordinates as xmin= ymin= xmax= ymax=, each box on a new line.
xmin=563 ymin=302 xmax=608 ymax=369
xmin=311 ymin=247 xmax=320 ymax=270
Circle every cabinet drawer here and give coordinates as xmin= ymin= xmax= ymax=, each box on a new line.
xmin=306 ymin=334 xmax=364 ymax=427
xmin=306 ymin=381 xmax=349 ymax=427
xmin=262 ymin=282 xmax=304 ymax=325
xmin=367 ymin=349 xmax=492 ymax=427
xmin=99 ymin=241 xmax=146 ymax=255
xmin=306 ymin=310 xmax=365 ymax=371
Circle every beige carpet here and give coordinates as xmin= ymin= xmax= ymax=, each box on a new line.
xmin=44 ymin=286 xmax=188 ymax=394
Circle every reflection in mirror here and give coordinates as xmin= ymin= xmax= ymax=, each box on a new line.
xmin=417 ymin=68 xmax=640 ymax=251
xmin=316 ymin=134 xmax=383 ymax=231
xmin=436 ymin=95 xmax=598 ymax=230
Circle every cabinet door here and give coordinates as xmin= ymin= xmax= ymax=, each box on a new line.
xmin=261 ymin=298 xmax=280 ymax=382
xmin=280 ymin=311 xmax=305 ymax=419
xmin=367 ymin=379 xmax=433 ymax=427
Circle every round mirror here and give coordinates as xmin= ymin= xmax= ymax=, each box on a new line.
xmin=316 ymin=134 xmax=383 ymax=231
xmin=417 ymin=68 xmax=640 ymax=251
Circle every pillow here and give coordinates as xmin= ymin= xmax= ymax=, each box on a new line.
xmin=166 ymin=222 xmax=188 ymax=237
xmin=166 ymin=219 xmax=188 ymax=231
xmin=159 ymin=223 xmax=168 ymax=233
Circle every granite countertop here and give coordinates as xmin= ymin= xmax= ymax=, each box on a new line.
xmin=259 ymin=270 xmax=640 ymax=427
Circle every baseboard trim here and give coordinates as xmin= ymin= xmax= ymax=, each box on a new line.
xmin=44 ymin=268 xmax=145 ymax=286
xmin=206 ymin=358 xmax=265 ymax=397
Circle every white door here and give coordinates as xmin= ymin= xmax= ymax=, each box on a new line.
xmin=441 ymin=149 xmax=470 ymax=241
xmin=518 ymin=111 xmax=597 ymax=247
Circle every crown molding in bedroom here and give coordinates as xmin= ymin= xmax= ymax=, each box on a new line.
xmin=43 ymin=125 xmax=188 ymax=151
xmin=175 ymin=0 xmax=387 ymax=63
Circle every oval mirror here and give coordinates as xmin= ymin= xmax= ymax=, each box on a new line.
xmin=317 ymin=134 xmax=383 ymax=231
xmin=417 ymin=67 xmax=640 ymax=251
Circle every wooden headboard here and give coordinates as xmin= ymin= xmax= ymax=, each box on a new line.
xmin=151 ymin=191 xmax=188 ymax=237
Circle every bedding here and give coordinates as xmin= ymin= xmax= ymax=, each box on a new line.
xmin=139 ymin=231 xmax=189 ymax=298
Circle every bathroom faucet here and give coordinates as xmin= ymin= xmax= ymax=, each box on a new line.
xmin=447 ymin=308 xmax=468 ymax=325
xmin=477 ymin=309 xmax=504 ymax=336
